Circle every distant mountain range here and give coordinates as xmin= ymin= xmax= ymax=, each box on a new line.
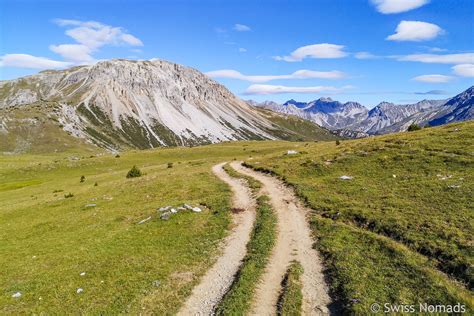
xmin=0 ymin=59 xmax=333 ymax=153
xmin=249 ymin=86 xmax=474 ymax=136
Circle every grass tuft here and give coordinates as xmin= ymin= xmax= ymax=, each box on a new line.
xmin=215 ymin=195 xmax=277 ymax=315
xmin=277 ymin=261 xmax=303 ymax=316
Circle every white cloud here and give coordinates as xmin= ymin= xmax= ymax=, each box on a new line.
xmin=387 ymin=21 xmax=443 ymax=42
xmin=49 ymin=44 xmax=93 ymax=63
xmin=452 ymin=64 xmax=474 ymax=77
xmin=354 ymin=52 xmax=380 ymax=59
xmin=274 ymin=43 xmax=348 ymax=62
xmin=239 ymin=48 xmax=247 ymax=53
xmin=397 ymin=53 xmax=474 ymax=64
xmin=0 ymin=54 xmax=71 ymax=69
xmin=206 ymin=69 xmax=347 ymax=82
xmin=370 ymin=0 xmax=430 ymax=14
xmin=50 ymin=19 xmax=143 ymax=63
xmin=233 ymin=24 xmax=251 ymax=32
xmin=243 ymin=84 xmax=353 ymax=95
xmin=412 ymin=74 xmax=454 ymax=83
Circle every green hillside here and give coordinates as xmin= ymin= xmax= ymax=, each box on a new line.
xmin=244 ymin=121 xmax=474 ymax=313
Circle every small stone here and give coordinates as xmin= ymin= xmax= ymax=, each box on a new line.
xmin=85 ymin=204 xmax=96 ymax=208
xmin=287 ymin=150 xmax=298 ymax=155
xmin=160 ymin=212 xmax=171 ymax=220
xmin=12 ymin=292 xmax=21 ymax=298
xmin=80 ymin=272 xmax=86 ymax=276
xmin=152 ymin=280 xmax=161 ymax=287
xmin=183 ymin=204 xmax=193 ymax=210
xmin=170 ymin=208 xmax=177 ymax=213
xmin=392 ymin=174 xmax=396 ymax=178
xmin=177 ymin=207 xmax=186 ymax=211
xmin=157 ymin=206 xmax=171 ymax=212
xmin=192 ymin=207 xmax=202 ymax=213
xmin=76 ymin=288 xmax=83 ymax=294
xmin=339 ymin=175 xmax=353 ymax=180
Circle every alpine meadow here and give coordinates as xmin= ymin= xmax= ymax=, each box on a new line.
xmin=1 ymin=0 xmax=473 ymax=315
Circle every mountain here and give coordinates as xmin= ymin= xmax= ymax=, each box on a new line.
xmin=429 ymin=86 xmax=474 ymax=126
xmin=1 ymin=58 xmax=332 ymax=153
xmin=250 ymin=86 xmax=473 ymax=136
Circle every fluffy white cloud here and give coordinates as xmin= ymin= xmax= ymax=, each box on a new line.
xmin=206 ymin=69 xmax=347 ymax=82
xmin=452 ymin=64 xmax=474 ymax=77
xmin=49 ymin=19 xmax=143 ymax=63
xmin=387 ymin=21 xmax=443 ymax=42
xmin=412 ymin=74 xmax=454 ymax=83
xmin=233 ymin=24 xmax=251 ymax=32
xmin=274 ymin=43 xmax=348 ymax=62
xmin=398 ymin=53 xmax=474 ymax=64
xmin=49 ymin=44 xmax=93 ymax=63
xmin=244 ymin=84 xmax=352 ymax=95
xmin=0 ymin=54 xmax=71 ymax=69
xmin=370 ymin=0 xmax=430 ymax=14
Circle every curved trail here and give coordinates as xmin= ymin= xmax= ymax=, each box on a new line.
xmin=178 ymin=163 xmax=256 ymax=316
xmin=230 ymin=161 xmax=331 ymax=316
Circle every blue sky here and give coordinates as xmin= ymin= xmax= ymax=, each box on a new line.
xmin=0 ymin=0 xmax=473 ymax=107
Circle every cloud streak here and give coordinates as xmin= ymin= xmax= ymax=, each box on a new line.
xmin=452 ymin=64 xmax=474 ymax=77
xmin=274 ymin=43 xmax=348 ymax=62
xmin=206 ymin=69 xmax=348 ymax=82
xmin=243 ymin=84 xmax=353 ymax=95
xmin=397 ymin=53 xmax=474 ymax=64
xmin=412 ymin=74 xmax=454 ymax=83
xmin=233 ymin=24 xmax=251 ymax=32
xmin=0 ymin=54 xmax=71 ymax=69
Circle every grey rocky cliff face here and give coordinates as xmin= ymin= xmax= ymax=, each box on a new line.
xmin=1 ymin=59 xmax=277 ymax=149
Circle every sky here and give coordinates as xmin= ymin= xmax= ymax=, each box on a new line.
xmin=0 ymin=0 xmax=473 ymax=108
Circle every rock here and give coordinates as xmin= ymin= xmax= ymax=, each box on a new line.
xmin=138 ymin=216 xmax=152 ymax=224
xmin=192 ymin=207 xmax=202 ymax=213
xmin=157 ymin=206 xmax=171 ymax=212
xmin=448 ymin=185 xmax=460 ymax=189
xmin=287 ymin=150 xmax=298 ymax=155
xmin=183 ymin=204 xmax=193 ymax=210
xmin=85 ymin=203 xmax=96 ymax=208
xmin=152 ymin=280 xmax=161 ymax=287
xmin=80 ymin=272 xmax=86 ymax=276
xmin=339 ymin=175 xmax=353 ymax=180
xmin=392 ymin=174 xmax=396 ymax=178
xmin=76 ymin=288 xmax=83 ymax=294
xmin=12 ymin=292 xmax=21 ymax=298
xmin=160 ymin=212 xmax=171 ymax=220
xmin=177 ymin=207 xmax=186 ymax=211
xmin=170 ymin=208 xmax=177 ymax=213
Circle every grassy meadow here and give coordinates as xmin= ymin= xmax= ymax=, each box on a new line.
xmin=0 ymin=141 xmax=290 ymax=314
xmin=244 ymin=121 xmax=474 ymax=313
xmin=1 ymin=121 xmax=473 ymax=314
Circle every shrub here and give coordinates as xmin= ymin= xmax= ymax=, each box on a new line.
xmin=336 ymin=140 xmax=341 ymax=146
xmin=115 ymin=154 xmax=120 ymax=158
xmin=167 ymin=162 xmax=173 ymax=169
xmin=80 ymin=175 xmax=85 ymax=183
xmin=407 ymin=124 xmax=422 ymax=132
xmin=126 ymin=165 xmax=142 ymax=178
xmin=94 ymin=182 xmax=98 ymax=187
xmin=64 ymin=193 xmax=74 ymax=198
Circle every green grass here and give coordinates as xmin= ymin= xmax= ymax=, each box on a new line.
xmin=256 ymin=108 xmax=339 ymax=142
xmin=277 ymin=261 xmax=304 ymax=316
xmin=215 ymin=195 xmax=277 ymax=315
xmin=223 ymin=162 xmax=262 ymax=193
xmin=0 ymin=141 xmax=292 ymax=314
xmin=244 ymin=121 xmax=474 ymax=313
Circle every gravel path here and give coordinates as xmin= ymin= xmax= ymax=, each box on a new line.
xmin=230 ymin=161 xmax=331 ymax=316
xmin=178 ymin=162 xmax=256 ymax=316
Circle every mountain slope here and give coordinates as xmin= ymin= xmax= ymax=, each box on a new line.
xmin=0 ymin=59 xmax=288 ymax=151
xmin=250 ymin=86 xmax=473 ymax=136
